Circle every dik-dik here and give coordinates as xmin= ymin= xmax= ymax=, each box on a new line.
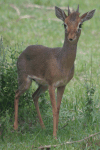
xmin=14 ymin=5 xmax=95 ymax=138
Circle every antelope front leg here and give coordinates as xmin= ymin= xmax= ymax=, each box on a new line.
xmin=56 ymin=86 xmax=65 ymax=130
xmin=48 ymin=85 xmax=57 ymax=138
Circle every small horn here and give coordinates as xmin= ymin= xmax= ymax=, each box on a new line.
xmin=76 ymin=4 xmax=79 ymax=12
xmin=68 ymin=5 xmax=71 ymax=16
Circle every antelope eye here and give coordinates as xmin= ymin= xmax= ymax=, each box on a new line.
xmin=63 ymin=23 xmax=67 ymax=29
xmin=79 ymin=23 xmax=82 ymax=29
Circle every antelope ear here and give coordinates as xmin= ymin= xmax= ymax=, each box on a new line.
xmin=80 ymin=9 xmax=96 ymax=23
xmin=55 ymin=6 xmax=67 ymax=21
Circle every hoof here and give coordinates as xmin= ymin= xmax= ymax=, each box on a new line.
xmin=14 ymin=123 xmax=18 ymax=130
xmin=53 ymin=134 xmax=57 ymax=139
xmin=41 ymin=124 xmax=45 ymax=129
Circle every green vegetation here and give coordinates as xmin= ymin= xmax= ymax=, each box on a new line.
xmin=0 ymin=0 xmax=100 ymax=149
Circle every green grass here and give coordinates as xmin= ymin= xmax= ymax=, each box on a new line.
xmin=0 ymin=0 xmax=100 ymax=149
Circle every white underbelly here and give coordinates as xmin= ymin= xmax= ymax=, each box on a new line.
xmin=28 ymin=75 xmax=68 ymax=87
xmin=28 ymin=75 xmax=48 ymax=85
xmin=54 ymin=78 xmax=68 ymax=87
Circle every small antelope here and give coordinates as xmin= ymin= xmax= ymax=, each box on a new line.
xmin=14 ymin=5 xmax=95 ymax=138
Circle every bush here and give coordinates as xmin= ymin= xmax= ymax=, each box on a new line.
xmin=0 ymin=66 xmax=18 ymax=114
xmin=0 ymin=38 xmax=32 ymax=116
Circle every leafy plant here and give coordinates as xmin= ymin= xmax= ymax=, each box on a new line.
xmin=84 ymin=84 xmax=95 ymax=121
xmin=0 ymin=41 xmax=32 ymax=116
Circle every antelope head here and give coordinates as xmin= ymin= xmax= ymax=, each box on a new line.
xmin=55 ymin=5 xmax=96 ymax=42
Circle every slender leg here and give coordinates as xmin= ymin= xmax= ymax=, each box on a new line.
xmin=48 ymin=85 xmax=57 ymax=138
xmin=32 ymin=85 xmax=47 ymax=128
xmin=56 ymin=86 xmax=65 ymax=130
xmin=14 ymin=78 xmax=32 ymax=130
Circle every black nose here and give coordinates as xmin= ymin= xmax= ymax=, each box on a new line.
xmin=69 ymin=38 xmax=73 ymax=41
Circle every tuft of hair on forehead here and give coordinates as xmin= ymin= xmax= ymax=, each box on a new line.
xmin=68 ymin=12 xmax=80 ymax=22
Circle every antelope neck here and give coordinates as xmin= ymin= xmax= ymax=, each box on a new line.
xmin=61 ymin=33 xmax=78 ymax=68
xmin=63 ymin=33 xmax=78 ymax=50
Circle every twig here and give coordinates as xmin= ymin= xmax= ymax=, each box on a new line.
xmin=17 ymin=15 xmax=34 ymax=21
xmin=10 ymin=4 xmax=20 ymax=15
xmin=17 ymin=17 xmax=60 ymax=22
xmin=38 ymin=18 xmax=60 ymax=22
xmin=25 ymin=4 xmax=74 ymax=12
xmin=59 ymin=123 xmax=68 ymax=130
xmin=37 ymin=132 xmax=100 ymax=149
